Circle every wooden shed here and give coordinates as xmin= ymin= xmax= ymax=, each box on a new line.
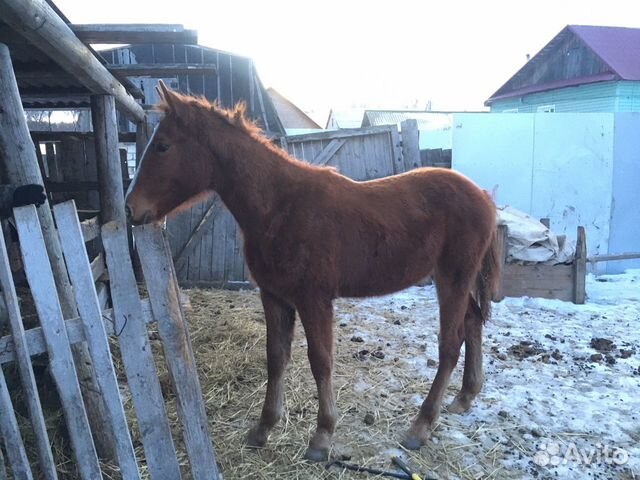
xmin=0 ymin=1 xmax=221 ymax=477
xmin=486 ymin=25 xmax=640 ymax=112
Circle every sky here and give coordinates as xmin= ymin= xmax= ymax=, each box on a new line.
xmin=55 ymin=0 xmax=639 ymax=123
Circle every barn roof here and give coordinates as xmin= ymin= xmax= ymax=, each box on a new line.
xmin=101 ymin=43 xmax=285 ymax=136
xmin=486 ymin=25 xmax=640 ymax=105
xmin=0 ymin=0 xmax=147 ymax=119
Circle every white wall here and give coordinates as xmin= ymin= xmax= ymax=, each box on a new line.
xmin=610 ymin=113 xmax=640 ymax=272
xmin=418 ymin=114 xmax=453 ymax=150
xmin=452 ymin=113 xmax=624 ymax=270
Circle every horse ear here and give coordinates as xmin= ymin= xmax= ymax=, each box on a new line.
xmin=156 ymin=80 xmax=177 ymax=112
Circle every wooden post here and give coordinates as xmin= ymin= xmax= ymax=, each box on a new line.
xmin=135 ymin=224 xmax=221 ymax=479
xmin=135 ymin=117 xmax=153 ymax=168
xmin=0 ymin=43 xmax=76 ymax=315
xmin=400 ymin=119 xmax=420 ymax=172
xmin=494 ymin=224 xmax=509 ymax=301
xmin=0 ymin=43 xmax=115 ymax=461
xmin=91 ymin=95 xmax=127 ymax=227
xmin=573 ymin=226 xmax=587 ymax=304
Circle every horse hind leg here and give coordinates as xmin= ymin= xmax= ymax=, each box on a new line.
xmin=246 ymin=290 xmax=296 ymax=448
xmin=297 ymin=297 xmax=337 ymax=462
xmin=448 ymin=295 xmax=484 ymax=414
xmin=402 ymin=268 xmax=469 ymax=450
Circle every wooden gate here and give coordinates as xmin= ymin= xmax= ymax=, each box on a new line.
xmin=0 ymin=201 xmax=220 ymax=479
xmin=166 ymin=121 xmax=421 ymax=287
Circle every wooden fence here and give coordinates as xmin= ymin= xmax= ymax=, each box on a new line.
xmin=0 ymin=201 xmax=220 ymax=479
xmin=166 ymin=121 xmax=422 ymax=287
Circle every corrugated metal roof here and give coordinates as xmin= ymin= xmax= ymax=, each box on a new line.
xmin=570 ymin=25 xmax=640 ymax=81
xmin=362 ymin=110 xmax=458 ymax=131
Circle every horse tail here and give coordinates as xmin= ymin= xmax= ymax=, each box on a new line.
xmin=475 ymin=225 xmax=501 ymax=322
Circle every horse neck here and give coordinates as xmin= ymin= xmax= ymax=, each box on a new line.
xmin=208 ymin=131 xmax=297 ymax=232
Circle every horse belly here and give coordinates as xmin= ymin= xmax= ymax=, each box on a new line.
xmin=337 ymin=248 xmax=434 ymax=298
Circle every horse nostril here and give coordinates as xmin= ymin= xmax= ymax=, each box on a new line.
xmin=125 ymin=205 xmax=133 ymax=221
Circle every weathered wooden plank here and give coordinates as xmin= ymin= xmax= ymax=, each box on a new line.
xmin=388 ymin=127 xmax=404 ymax=174
xmin=32 ymin=132 xmax=138 ymax=143
xmin=0 ymin=444 xmax=6 ymax=480
xmin=199 ymin=197 xmax=215 ymax=284
xmin=70 ymin=24 xmax=198 ymax=45
xmin=501 ymin=263 xmax=574 ymax=302
xmin=400 ymin=119 xmax=420 ymax=171
xmin=13 ymin=206 xmax=102 ymax=480
xmin=91 ymin=95 xmax=127 ymax=227
xmin=0 ymin=367 xmax=33 ymax=480
xmin=311 ymin=138 xmax=346 ymax=166
xmin=96 ymin=281 xmax=109 ymax=310
xmin=90 ymin=252 xmax=106 ymax=282
xmin=587 ymin=252 xmax=640 ymax=263
xmin=286 ymin=125 xmax=395 ymax=143
xmin=0 ymin=44 xmax=77 ymax=317
xmin=180 ymin=280 xmax=254 ymax=290
xmin=80 ymin=215 xmax=100 ymax=242
xmin=573 ymin=226 xmax=586 ymax=304
xmin=54 ymin=201 xmax=141 ymax=479
xmin=135 ymin=225 xmax=220 ymax=479
xmin=494 ymin=225 xmax=509 ymax=301
xmin=101 ymin=221 xmax=182 ymax=480
xmin=0 ymin=220 xmax=57 ymax=480
xmin=175 ymin=197 xmax=222 ymax=272
xmin=222 ymin=207 xmax=238 ymax=283
xmin=108 ymin=63 xmax=217 ymax=76
xmin=0 ymin=298 xmax=167 ymax=366
xmin=187 ymin=199 xmax=204 ymax=282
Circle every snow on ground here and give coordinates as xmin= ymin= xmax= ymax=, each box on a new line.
xmin=335 ymin=269 xmax=639 ymax=479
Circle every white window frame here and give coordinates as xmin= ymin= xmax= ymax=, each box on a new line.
xmin=537 ymin=104 xmax=556 ymax=113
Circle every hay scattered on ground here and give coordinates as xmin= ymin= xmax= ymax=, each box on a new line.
xmin=179 ymin=288 xmax=497 ymax=480
xmin=11 ymin=272 xmax=638 ymax=479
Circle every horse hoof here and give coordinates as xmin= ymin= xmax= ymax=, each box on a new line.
xmin=448 ymin=396 xmax=472 ymax=414
xmin=401 ymin=436 xmax=424 ymax=451
xmin=246 ymin=426 xmax=268 ymax=448
xmin=304 ymin=447 xmax=329 ymax=462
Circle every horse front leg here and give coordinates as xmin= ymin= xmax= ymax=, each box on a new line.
xmin=297 ymin=297 xmax=336 ymax=462
xmin=246 ymin=290 xmax=296 ymax=448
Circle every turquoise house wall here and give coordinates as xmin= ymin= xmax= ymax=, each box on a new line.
xmin=490 ymin=81 xmax=640 ymax=113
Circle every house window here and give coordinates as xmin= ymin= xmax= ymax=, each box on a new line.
xmin=537 ymin=104 xmax=556 ymax=113
xmin=502 ymin=108 xmax=519 ymax=113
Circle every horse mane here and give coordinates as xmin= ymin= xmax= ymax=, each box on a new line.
xmin=156 ymin=90 xmax=338 ymax=175
xmin=156 ymin=91 xmax=264 ymax=138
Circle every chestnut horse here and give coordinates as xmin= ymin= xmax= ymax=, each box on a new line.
xmin=126 ymin=81 xmax=500 ymax=461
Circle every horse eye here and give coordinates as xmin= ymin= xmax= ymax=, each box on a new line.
xmin=156 ymin=143 xmax=170 ymax=153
